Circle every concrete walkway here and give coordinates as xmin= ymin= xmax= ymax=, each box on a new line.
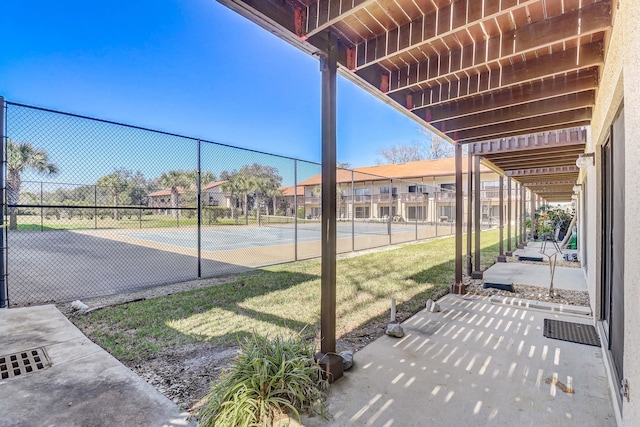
xmin=300 ymin=250 xmax=613 ymax=426
xmin=0 ymin=305 xmax=194 ymax=427
xmin=305 ymin=293 xmax=615 ymax=426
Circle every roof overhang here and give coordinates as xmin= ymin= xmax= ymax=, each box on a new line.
xmin=217 ymin=0 xmax=613 ymax=202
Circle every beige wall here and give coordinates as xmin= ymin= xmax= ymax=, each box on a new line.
xmin=586 ymin=0 xmax=640 ymax=423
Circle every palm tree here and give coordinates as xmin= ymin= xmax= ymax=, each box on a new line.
xmin=96 ymin=169 xmax=130 ymax=221
xmin=7 ymin=140 xmax=58 ymax=230
xmin=157 ymin=170 xmax=193 ymax=219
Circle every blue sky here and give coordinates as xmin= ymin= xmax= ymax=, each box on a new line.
xmin=1 ymin=0 xmax=430 ymax=185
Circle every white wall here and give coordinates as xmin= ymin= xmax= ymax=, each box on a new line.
xmin=588 ymin=0 xmax=640 ymax=423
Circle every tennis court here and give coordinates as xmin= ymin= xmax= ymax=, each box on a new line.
xmin=118 ymin=219 xmax=421 ymax=252
xmin=6 ymin=217 xmax=450 ymax=307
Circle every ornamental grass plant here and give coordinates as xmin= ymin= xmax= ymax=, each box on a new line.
xmin=197 ymin=332 xmax=328 ymax=427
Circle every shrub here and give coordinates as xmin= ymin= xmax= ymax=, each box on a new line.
xmin=197 ymin=333 xmax=328 ymax=427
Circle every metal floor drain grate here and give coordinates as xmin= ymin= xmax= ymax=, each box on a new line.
xmin=0 ymin=347 xmax=51 ymax=379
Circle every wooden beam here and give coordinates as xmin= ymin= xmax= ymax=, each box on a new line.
xmin=407 ymin=42 xmax=603 ymax=110
xmin=413 ymin=70 xmax=598 ymax=121
xmin=506 ymin=166 xmax=580 ymax=177
xmin=523 ymin=181 xmax=576 ymax=187
xmin=436 ymin=91 xmax=594 ymax=134
xmin=355 ymin=0 xmax=544 ymax=69
xmin=468 ymin=128 xmax=587 ymax=155
xmin=305 ymin=0 xmax=377 ymax=39
xmin=452 ymin=108 xmax=592 ymax=143
xmin=384 ymin=1 xmax=610 ymax=91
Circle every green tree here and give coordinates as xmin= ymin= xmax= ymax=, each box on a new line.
xmin=221 ymin=164 xmax=282 ymax=223
xmin=157 ymin=170 xmax=193 ymax=219
xmin=7 ymin=140 xmax=58 ymax=230
xmin=97 ymin=169 xmax=131 ymax=220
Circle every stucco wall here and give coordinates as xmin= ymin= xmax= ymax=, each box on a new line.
xmin=588 ymin=0 xmax=640 ymax=423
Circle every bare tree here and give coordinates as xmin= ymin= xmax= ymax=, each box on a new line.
xmin=418 ymin=128 xmax=455 ymax=160
xmin=376 ymin=141 xmax=427 ymax=164
xmin=376 ymin=129 xmax=455 ymax=165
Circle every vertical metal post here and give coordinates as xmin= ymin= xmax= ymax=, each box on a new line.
xmin=497 ymin=176 xmax=506 ymax=262
xmin=0 ymin=97 xmax=6 ymax=308
xmin=519 ymin=185 xmax=525 ymax=248
xmin=94 ymin=185 xmax=98 ymax=229
xmin=466 ymin=154 xmax=473 ymax=275
xmin=388 ymin=178 xmax=392 ymax=244
xmin=196 ymin=140 xmax=202 ymax=278
xmin=294 ymin=160 xmax=298 ymax=261
xmin=472 ymin=155 xmax=482 ymax=278
xmin=351 ymin=170 xmax=355 ymax=252
xmin=40 ymin=181 xmax=44 ymax=231
xmin=454 ymin=144 xmax=464 ymax=293
xmin=530 ymin=189 xmax=535 ymax=242
xmin=520 ymin=187 xmax=524 ymax=245
xmin=513 ymin=181 xmax=520 ymax=250
xmin=415 ymin=181 xmax=419 ymax=240
xmin=506 ymin=177 xmax=512 ymax=256
xmin=320 ymin=36 xmax=338 ymax=357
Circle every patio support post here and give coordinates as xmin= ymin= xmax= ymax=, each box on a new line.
xmin=0 ymin=96 xmax=6 ymax=308
xmin=497 ymin=176 xmax=506 ymax=262
xmin=453 ymin=144 xmax=464 ymax=293
xmin=530 ymin=190 xmax=535 ymax=242
xmin=294 ymin=160 xmax=298 ymax=260
xmin=466 ymin=154 xmax=473 ymax=275
xmin=472 ymin=154 xmax=483 ymax=279
xmin=518 ymin=185 xmax=526 ymax=248
xmin=506 ymin=177 xmax=512 ymax=256
xmin=315 ymin=34 xmax=343 ymax=383
xmin=514 ymin=182 xmax=519 ymax=249
xmin=351 ymin=170 xmax=354 ymax=252
xmin=388 ymin=178 xmax=392 ymax=244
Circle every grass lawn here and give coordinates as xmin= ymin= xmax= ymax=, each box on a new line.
xmin=73 ymin=229 xmax=505 ymax=362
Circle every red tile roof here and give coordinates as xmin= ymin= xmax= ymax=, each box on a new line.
xmin=297 ymin=157 xmax=492 ymax=186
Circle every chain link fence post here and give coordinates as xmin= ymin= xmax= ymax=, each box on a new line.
xmin=0 ymin=97 xmax=8 ymax=308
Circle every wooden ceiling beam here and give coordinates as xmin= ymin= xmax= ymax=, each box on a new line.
xmin=304 ymin=0 xmax=378 ymax=39
xmin=506 ymin=166 xmax=580 ymax=177
xmin=414 ymin=70 xmax=598 ymax=122
xmin=469 ymin=128 xmax=586 ymax=155
xmin=402 ymin=42 xmax=604 ymax=114
xmin=452 ymin=108 xmax=592 ymax=143
xmin=523 ymin=181 xmax=576 ymax=187
xmin=434 ymin=91 xmax=594 ymax=133
xmin=383 ymin=1 xmax=610 ymax=93
xmin=408 ymin=42 xmax=603 ymax=111
xmin=484 ymin=146 xmax=585 ymax=161
xmin=353 ymin=0 xmax=543 ymax=70
xmin=493 ymin=158 xmax=581 ymax=169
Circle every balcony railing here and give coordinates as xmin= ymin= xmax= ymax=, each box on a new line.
xmin=400 ymin=193 xmax=426 ymax=202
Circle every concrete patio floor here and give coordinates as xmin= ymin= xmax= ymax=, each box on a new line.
xmin=302 ymin=259 xmax=615 ymax=427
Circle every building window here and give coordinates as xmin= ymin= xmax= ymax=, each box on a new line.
xmin=380 ymin=187 xmax=398 ymax=195
xmin=439 ymin=205 xmax=453 ymax=220
xmin=355 ymin=206 xmax=370 ymax=218
xmin=407 ymin=206 xmax=426 ymax=220
xmin=379 ymin=206 xmax=397 ymax=217
xmin=440 ymin=183 xmax=455 ymax=191
xmin=409 ymin=185 xmax=429 ymax=193
xmin=354 ymin=188 xmax=371 ymax=196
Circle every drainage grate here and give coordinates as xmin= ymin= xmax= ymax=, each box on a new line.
xmin=0 ymin=347 xmax=51 ymax=380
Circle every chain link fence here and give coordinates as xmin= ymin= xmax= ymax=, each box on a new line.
xmin=2 ymin=100 xmax=476 ymax=307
